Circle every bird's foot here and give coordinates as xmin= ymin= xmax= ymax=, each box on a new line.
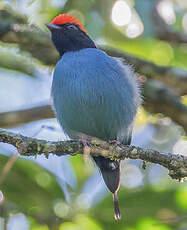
xmin=109 ymin=139 xmax=120 ymax=146
xmin=80 ymin=139 xmax=91 ymax=147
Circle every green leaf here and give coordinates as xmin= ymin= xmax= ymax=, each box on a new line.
xmin=175 ymin=185 xmax=187 ymax=210
xmin=59 ymin=222 xmax=80 ymax=230
xmin=136 ymin=218 xmax=171 ymax=230
xmin=69 ymin=155 xmax=95 ymax=190
xmin=74 ymin=214 xmax=103 ymax=230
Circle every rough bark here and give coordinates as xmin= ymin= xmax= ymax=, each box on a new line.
xmin=0 ymin=129 xmax=186 ymax=181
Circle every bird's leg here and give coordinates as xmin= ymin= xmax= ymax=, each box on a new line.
xmin=109 ymin=139 xmax=120 ymax=146
xmin=80 ymin=139 xmax=90 ymax=147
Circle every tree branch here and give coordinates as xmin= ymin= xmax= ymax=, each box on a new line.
xmin=152 ymin=0 xmax=187 ymax=44
xmin=0 ymin=129 xmax=186 ymax=181
xmin=144 ymin=80 xmax=187 ymax=132
xmin=104 ymin=47 xmax=187 ymax=95
xmin=0 ymin=104 xmax=54 ymax=127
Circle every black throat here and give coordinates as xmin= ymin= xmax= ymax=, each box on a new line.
xmin=51 ymin=24 xmax=97 ymax=56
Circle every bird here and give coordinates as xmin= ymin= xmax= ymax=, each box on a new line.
xmin=46 ymin=14 xmax=141 ymax=220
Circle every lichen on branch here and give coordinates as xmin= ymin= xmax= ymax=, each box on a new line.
xmin=0 ymin=129 xmax=186 ymax=181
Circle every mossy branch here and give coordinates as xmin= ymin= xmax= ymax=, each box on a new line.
xmin=0 ymin=129 xmax=186 ymax=181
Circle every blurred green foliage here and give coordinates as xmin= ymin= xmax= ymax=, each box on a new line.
xmin=0 ymin=0 xmax=186 ymax=229
xmin=0 ymin=155 xmax=64 ymax=220
xmin=0 ymin=153 xmax=187 ymax=229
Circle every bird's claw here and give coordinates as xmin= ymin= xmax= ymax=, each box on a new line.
xmin=80 ymin=139 xmax=91 ymax=147
xmin=109 ymin=139 xmax=120 ymax=146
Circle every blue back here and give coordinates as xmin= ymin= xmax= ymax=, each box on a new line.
xmin=52 ymin=48 xmax=141 ymax=144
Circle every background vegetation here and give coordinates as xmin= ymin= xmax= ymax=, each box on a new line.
xmin=0 ymin=0 xmax=187 ymax=229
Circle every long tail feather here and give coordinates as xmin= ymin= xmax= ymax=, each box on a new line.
xmin=92 ymin=156 xmax=121 ymax=219
xmin=113 ymin=191 xmax=121 ymax=220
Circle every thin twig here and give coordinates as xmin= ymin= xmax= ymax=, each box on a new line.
xmin=152 ymin=0 xmax=187 ymax=44
xmin=0 ymin=104 xmax=54 ymax=128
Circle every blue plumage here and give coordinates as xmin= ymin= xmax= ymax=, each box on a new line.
xmin=51 ymin=48 xmax=141 ymax=219
xmin=52 ymin=48 xmax=141 ymax=144
xmin=47 ymin=15 xmax=141 ymax=220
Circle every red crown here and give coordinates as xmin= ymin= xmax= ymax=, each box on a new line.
xmin=51 ymin=14 xmax=87 ymax=33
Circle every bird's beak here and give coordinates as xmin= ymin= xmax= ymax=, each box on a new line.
xmin=46 ymin=23 xmax=61 ymax=31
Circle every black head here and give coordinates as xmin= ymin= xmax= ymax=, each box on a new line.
xmin=46 ymin=22 xmax=96 ymax=56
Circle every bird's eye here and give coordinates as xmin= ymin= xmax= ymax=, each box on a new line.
xmin=67 ymin=24 xmax=78 ymax=30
